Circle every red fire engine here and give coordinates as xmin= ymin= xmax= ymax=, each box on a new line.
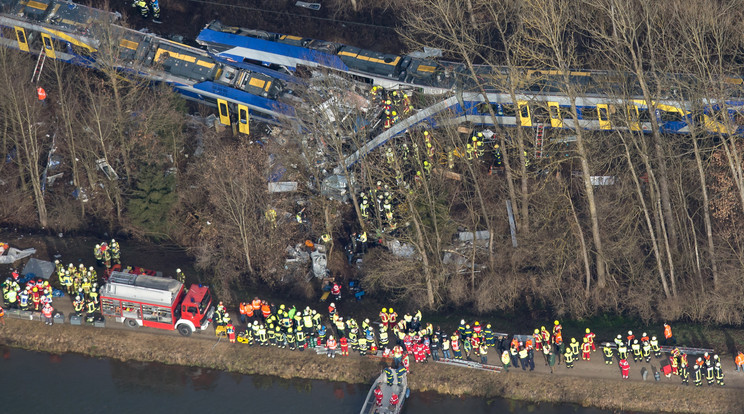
xmin=99 ymin=271 xmax=214 ymax=336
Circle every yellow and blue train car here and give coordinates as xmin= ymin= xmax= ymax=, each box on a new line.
xmin=0 ymin=0 xmax=298 ymax=132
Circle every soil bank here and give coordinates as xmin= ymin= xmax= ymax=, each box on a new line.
xmin=1 ymin=318 xmax=741 ymax=414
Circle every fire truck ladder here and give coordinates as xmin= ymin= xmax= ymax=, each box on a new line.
xmin=31 ymin=48 xmax=46 ymax=84
xmin=534 ymin=124 xmax=545 ymax=158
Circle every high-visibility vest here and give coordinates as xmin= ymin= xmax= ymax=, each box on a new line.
xmin=603 ymin=347 xmax=613 ymax=358
xmin=326 ymin=339 xmax=337 ymax=349
xmin=736 ymin=353 xmax=744 ymax=367
xmin=664 ymin=325 xmax=672 ymax=339
xmin=261 ymin=305 xmax=271 ymax=318
xmin=42 ymin=306 xmax=53 ymax=318
xmin=501 ymin=351 xmax=510 ymax=365
xmin=252 ymin=300 xmax=262 ymax=310
xmin=37 ymin=87 xmax=47 ymax=101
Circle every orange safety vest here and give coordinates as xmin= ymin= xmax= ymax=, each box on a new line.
xmin=42 ymin=306 xmax=53 ymax=318
xmin=261 ymin=304 xmax=271 ymax=318
xmin=0 ymin=307 xmax=4 ymax=317
xmin=735 ymin=353 xmax=744 ymax=367
xmin=252 ymin=299 xmax=262 ymax=311
xmin=664 ymin=325 xmax=672 ymax=339
xmin=239 ymin=303 xmax=249 ymax=315
xmin=555 ymin=332 xmax=563 ymax=345
xmin=327 ymin=339 xmax=337 ymax=350
xmin=37 ymin=87 xmax=47 ymax=101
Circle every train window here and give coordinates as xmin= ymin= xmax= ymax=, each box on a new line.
xmin=2 ymin=26 xmax=14 ymax=39
xmin=561 ymin=107 xmax=575 ymax=120
xmin=549 ymin=105 xmax=560 ymax=119
xmin=638 ymin=108 xmax=652 ymax=122
xmin=520 ymin=104 xmax=529 ymax=119
xmin=579 ymin=107 xmax=596 ymax=120
xmin=476 ymin=103 xmax=492 ymax=114
xmin=219 ymin=101 xmax=228 ymax=117
xmin=43 ymin=36 xmax=52 ymax=49
xmin=501 ymin=104 xmax=516 ymax=117
xmin=532 ymin=106 xmax=550 ymax=123
xmin=658 ymin=110 xmax=682 ymax=123
xmin=734 ymin=111 xmax=744 ymax=126
xmin=598 ymin=107 xmax=609 ymax=121
xmin=16 ymin=29 xmax=25 ymax=44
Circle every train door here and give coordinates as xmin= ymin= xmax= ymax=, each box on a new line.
xmin=626 ymin=105 xmax=640 ymax=131
xmin=41 ymin=33 xmax=56 ymax=59
xmin=597 ymin=104 xmax=611 ymax=130
xmin=517 ymin=101 xmax=532 ymax=127
xmin=217 ymin=99 xmax=231 ymax=126
xmin=237 ymin=104 xmax=250 ymax=135
xmin=548 ymin=102 xmax=562 ymax=128
xmin=14 ymin=26 xmax=29 ymax=52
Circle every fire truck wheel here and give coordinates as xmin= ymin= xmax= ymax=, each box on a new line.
xmin=177 ymin=324 xmax=193 ymax=336
xmin=125 ymin=318 xmax=138 ymax=328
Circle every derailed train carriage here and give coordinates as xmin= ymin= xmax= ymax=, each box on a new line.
xmin=197 ymin=20 xmax=744 ymax=140
xmin=0 ymin=0 xmax=299 ymax=133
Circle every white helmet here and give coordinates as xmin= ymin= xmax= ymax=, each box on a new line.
xmin=628 ymin=331 xmax=633 ymax=336
xmin=111 ymin=239 xmax=116 ymax=243
xmin=460 ymin=319 xmax=465 ymax=324
xmin=329 ymin=335 xmax=334 ymax=340
xmin=95 ymin=244 xmax=100 ymax=248
xmin=176 ymin=268 xmax=182 ymax=273
xmin=330 ymin=303 xmax=335 ymax=307
xmin=54 ymin=260 xmax=59 ymax=264
xmin=642 ymin=332 xmax=647 ymax=337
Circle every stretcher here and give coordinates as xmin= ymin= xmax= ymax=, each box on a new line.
xmin=320 ymin=291 xmax=330 ymax=302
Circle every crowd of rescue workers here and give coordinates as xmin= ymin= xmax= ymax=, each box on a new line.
xmin=1 ymin=240 xmax=742 ymax=394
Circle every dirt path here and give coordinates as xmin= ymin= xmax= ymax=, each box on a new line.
xmin=1 ymin=301 xmax=743 ymax=414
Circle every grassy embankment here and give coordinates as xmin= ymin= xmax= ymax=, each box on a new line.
xmin=1 ymin=317 xmax=742 ymax=413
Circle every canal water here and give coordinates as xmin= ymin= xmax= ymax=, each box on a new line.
xmin=0 ymin=347 xmax=613 ymax=414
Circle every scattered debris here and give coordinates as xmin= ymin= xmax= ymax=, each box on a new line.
xmin=96 ymin=158 xmax=119 ymax=180
xmin=295 ymin=1 xmax=321 ymax=11
xmin=0 ymin=244 xmax=37 ymax=264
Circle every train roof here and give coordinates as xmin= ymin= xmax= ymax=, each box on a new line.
xmin=0 ymin=0 xmax=116 ymax=32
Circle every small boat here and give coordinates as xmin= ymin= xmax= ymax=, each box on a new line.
xmin=295 ymin=1 xmax=321 ymax=10
xmin=359 ymin=369 xmax=408 ymax=414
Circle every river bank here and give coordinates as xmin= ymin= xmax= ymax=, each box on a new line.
xmin=1 ymin=317 xmax=741 ymax=414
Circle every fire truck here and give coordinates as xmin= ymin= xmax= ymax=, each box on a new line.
xmin=99 ymin=271 xmax=214 ymax=336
